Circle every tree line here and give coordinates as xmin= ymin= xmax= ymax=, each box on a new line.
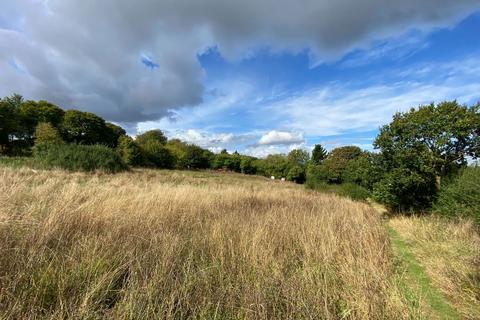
xmin=1 ymin=94 xmax=479 ymax=215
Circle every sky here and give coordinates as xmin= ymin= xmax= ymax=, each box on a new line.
xmin=1 ymin=1 xmax=480 ymax=157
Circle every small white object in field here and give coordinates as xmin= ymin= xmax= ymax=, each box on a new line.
xmin=281 ymin=177 xmax=285 ymax=182
xmin=271 ymin=176 xmax=275 ymax=180
xmin=31 ymin=169 xmax=38 ymax=174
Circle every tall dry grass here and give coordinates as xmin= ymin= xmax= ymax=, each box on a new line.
xmin=389 ymin=216 xmax=480 ymax=319
xmin=1 ymin=167 xmax=408 ymax=319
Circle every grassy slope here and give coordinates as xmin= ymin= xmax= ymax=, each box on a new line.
xmin=0 ymin=166 xmax=410 ymax=319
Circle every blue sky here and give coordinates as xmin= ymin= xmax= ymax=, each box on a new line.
xmin=1 ymin=1 xmax=480 ymax=157
xmin=138 ymin=11 xmax=480 ymax=156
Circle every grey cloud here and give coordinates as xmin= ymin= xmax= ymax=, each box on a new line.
xmin=0 ymin=0 xmax=478 ymax=124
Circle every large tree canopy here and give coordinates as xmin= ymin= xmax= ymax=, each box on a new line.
xmin=374 ymin=101 xmax=480 ymax=182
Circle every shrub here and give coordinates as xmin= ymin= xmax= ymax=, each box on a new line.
xmin=433 ymin=166 xmax=480 ymax=224
xmin=305 ymin=163 xmax=330 ymax=188
xmin=287 ymin=165 xmax=305 ymax=183
xmin=372 ymin=168 xmax=437 ymax=211
xmin=117 ymin=135 xmax=144 ymax=166
xmin=34 ymin=144 xmax=128 ymax=173
xmin=34 ymin=122 xmax=64 ymax=146
xmin=141 ymin=140 xmax=174 ymax=169
xmin=240 ymin=156 xmax=257 ymax=174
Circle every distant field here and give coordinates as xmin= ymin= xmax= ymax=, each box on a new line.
xmin=0 ymin=167 xmax=478 ymax=319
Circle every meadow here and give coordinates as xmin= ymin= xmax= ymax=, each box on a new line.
xmin=0 ymin=166 xmax=478 ymax=319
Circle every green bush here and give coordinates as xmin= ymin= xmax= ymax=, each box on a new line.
xmin=117 ymin=135 xmax=144 ymax=166
xmin=34 ymin=144 xmax=128 ymax=173
xmin=433 ymin=166 xmax=480 ymax=224
xmin=287 ymin=165 xmax=306 ymax=183
xmin=372 ymin=168 xmax=437 ymax=211
xmin=140 ymin=140 xmax=174 ymax=169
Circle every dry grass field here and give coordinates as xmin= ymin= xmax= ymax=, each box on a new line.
xmin=0 ymin=166 xmax=477 ymax=319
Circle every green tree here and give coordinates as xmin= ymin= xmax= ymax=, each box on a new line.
xmin=323 ymin=146 xmax=362 ymax=183
xmin=0 ymin=95 xmax=22 ymax=154
xmin=34 ymin=122 xmax=64 ymax=146
xmin=240 ymin=156 xmax=257 ymax=174
xmin=104 ymin=123 xmax=126 ymax=148
xmin=287 ymin=165 xmax=306 ymax=183
xmin=141 ymin=140 xmax=174 ymax=168
xmin=184 ymin=145 xmax=212 ymax=169
xmin=19 ymin=100 xmax=65 ymax=143
xmin=136 ymin=129 xmax=167 ymax=146
xmin=262 ymin=154 xmax=290 ymax=178
xmin=117 ymin=135 xmax=144 ymax=166
xmin=343 ymin=152 xmax=380 ymax=189
xmin=311 ymin=144 xmax=327 ymax=164
xmin=375 ymin=101 xmax=480 ymax=187
xmin=63 ymin=110 xmax=109 ymax=145
xmin=288 ymin=149 xmax=310 ymax=166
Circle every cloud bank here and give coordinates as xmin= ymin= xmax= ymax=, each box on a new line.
xmin=1 ymin=0 xmax=479 ymax=124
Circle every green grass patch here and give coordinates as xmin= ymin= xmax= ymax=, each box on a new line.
xmin=387 ymin=226 xmax=460 ymax=319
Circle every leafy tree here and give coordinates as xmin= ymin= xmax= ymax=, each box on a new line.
xmin=184 ymin=145 xmax=212 ymax=169
xmin=34 ymin=122 xmax=64 ymax=146
xmin=311 ymin=144 xmax=327 ymax=164
xmin=136 ymin=129 xmax=167 ymax=146
xmin=240 ymin=156 xmax=257 ymax=174
xmin=375 ymin=101 xmax=480 ymax=186
xmin=287 ymin=165 xmax=306 ymax=183
xmin=19 ymin=100 xmax=65 ymax=143
xmin=343 ymin=152 xmax=380 ymax=189
xmin=63 ymin=110 xmax=109 ymax=145
xmin=117 ymin=135 xmax=144 ymax=166
xmin=288 ymin=149 xmax=310 ymax=166
xmin=323 ymin=146 xmax=362 ymax=183
xmin=262 ymin=154 xmax=290 ymax=178
xmin=0 ymin=95 xmax=22 ymax=154
xmin=104 ymin=122 xmax=126 ymax=148
xmin=141 ymin=140 xmax=174 ymax=168
xmin=372 ymin=167 xmax=437 ymax=211
xmin=433 ymin=166 xmax=480 ymax=224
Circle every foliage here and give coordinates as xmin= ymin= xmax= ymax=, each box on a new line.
xmin=261 ymin=154 xmax=290 ymax=178
xmin=343 ymin=152 xmax=380 ymax=189
xmin=373 ymin=101 xmax=480 ymax=210
xmin=433 ymin=166 xmax=480 ymax=224
xmin=19 ymin=100 xmax=65 ymax=143
xmin=34 ymin=122 xmax=64 ymax=146
xmin=63 ymin=110 xmax=110 ymax=145
xmin=322 ymin=146 xmax=362 ymax=183
xmin=286 ymin=165 xmax=305 ymax=183
xmin=140 ymin=140 xmax=174 ymax=168
xmin=184 ymin=144 xmax=212 ymax=169
xmin=311 ymin=144 xmax=327 ymax=164
xmin=240 ymin=156 xmax=257 ymax=174
xmin=375 ymin=101 xmax=480 ymax=184
xmin=287 ymin=149 xmax=309 ymax=166
xmin=34 ymin=144 xmax=128 ymax=173
xmin=136 ymin=129 xmax=167 ymax=146
xmin=305 ymin=163 xmax=330 ymax=188
xmin=0 ymin=94 xmax=23 ymax=155
xmin=372 ymin=168 xmax=437 ymax=211
xmin=104 ymin=123 xmax=126 ymax=148
xmin=306 ymin=181 xmax=370 ymax=201
xmin=116 ymin=135 xmax=144 ymax=166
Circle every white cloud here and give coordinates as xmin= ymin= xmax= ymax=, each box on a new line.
xmin=258 ymin=131 xmax=305 ymax=146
